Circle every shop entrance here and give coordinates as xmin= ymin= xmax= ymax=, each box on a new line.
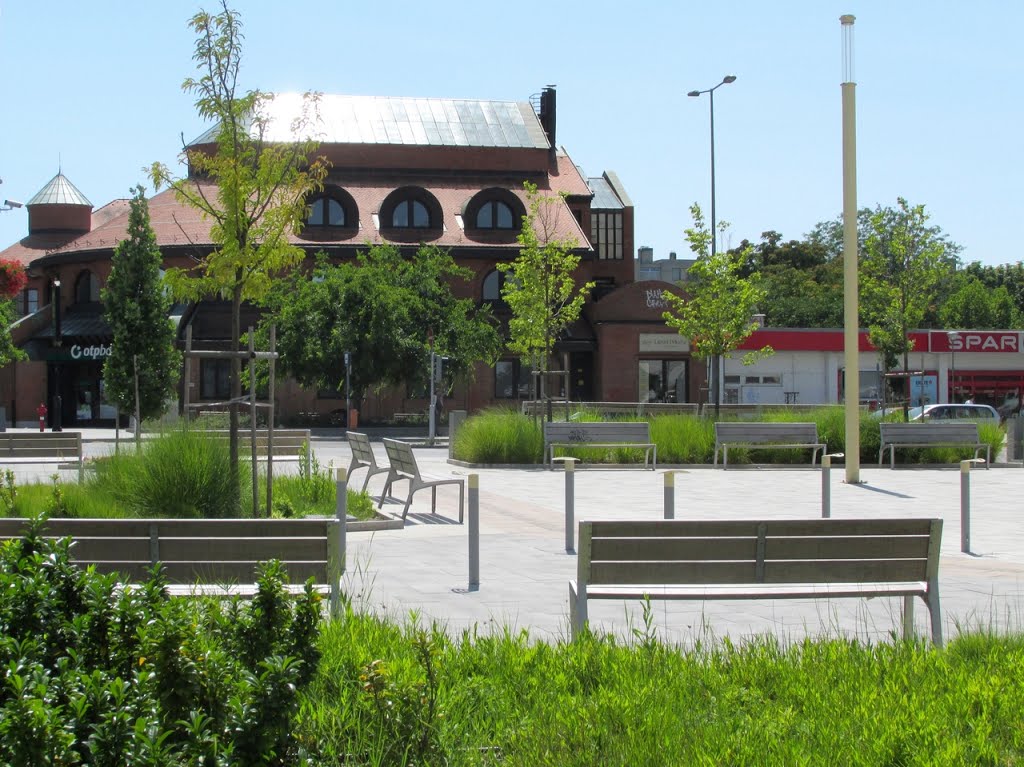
xmin=638 ymin=359 xmax=688 ymax=403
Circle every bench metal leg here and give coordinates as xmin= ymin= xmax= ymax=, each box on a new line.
xmin=928 ymin=593 xmax=943 ymax=647
xmin=902 ymin=594 xmax=914 ymax=641
xmin=569 ymin=581 xmax=587 ymax=640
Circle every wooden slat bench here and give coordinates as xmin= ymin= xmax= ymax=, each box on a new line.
xmin=378 ymin=438 xmax=464 ymax=522
xmin=346 ymin=431 xmax=391 ymax=492
xmin=878 ymin=422 xmax=990 ymax=468
xmin=201 ymin=428 xmax=313 ymax=477
xmin=713 ymin=422 xmax=825 ymax=468
xmin=543 ymin=422 xmax=657 ymax=469
xmin=569 ymin=518 xmax=943 ymax=645
xmin=0 ymin=431 xmax=84 ymax=481
xmin=0 ymin=517 xmax=343 ymax=608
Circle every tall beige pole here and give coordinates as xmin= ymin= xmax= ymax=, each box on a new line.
xmin=841 ymin=14 xmax=860 ymax=483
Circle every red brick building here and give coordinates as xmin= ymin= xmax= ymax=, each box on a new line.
xmin=0 ymin=87 xmax=698 ymax=427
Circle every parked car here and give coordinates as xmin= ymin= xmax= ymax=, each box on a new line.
xmin=907 ymin=403 xmax=1001 ymax=427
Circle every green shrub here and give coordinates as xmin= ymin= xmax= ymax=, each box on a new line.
xmin=0 ymin=518 xmax=322 ymax=765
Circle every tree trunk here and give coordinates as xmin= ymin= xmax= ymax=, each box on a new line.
xmin=230 ymin=277 xmax=242 ymax=511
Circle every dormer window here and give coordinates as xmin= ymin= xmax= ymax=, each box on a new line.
xmin=307 ymin=196 xmax=346 ymax=227
xmin=392 ymin=199 xmax=431 ymax=228
xmin=379 ymin=187 xmax=443 ymax=242
xmin=476 ymin=200 xmax=515 ymax=229
xmin=302 ymin=187 xmax=358 ymax=240
xmin=463 ymin=189 xmax=525 ymax=243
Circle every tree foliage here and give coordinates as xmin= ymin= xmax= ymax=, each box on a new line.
xmin=148 ymin=1 xmax=326 ymax=483
xmin=939 ymin=275 xmax=1022 ymax=329
xmin=101 ymin=187 xmax=181 ymax=421
xmin=263 ymin=246 xmax=501 ymax=405
xmin=859 ymin=198 xmax=957 ymax=372
xmin=499 ymin=182 xmax=593 ymax=377
xmin=663 ymin=204 xmax=772 ymax=412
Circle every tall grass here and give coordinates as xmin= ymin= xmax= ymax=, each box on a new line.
xmin=298 ymin=611 xmax=1024 ymax=765
xmin=453 ymin=406 xmax=1006 ymax=466
xmin=92 ymin=427 xmax=247 ymax=517
xmin=452 ymin=407 xmax=544 ymax=463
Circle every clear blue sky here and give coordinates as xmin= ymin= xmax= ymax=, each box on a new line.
xmin=1 ymin=1 xmax=1020 ymax=266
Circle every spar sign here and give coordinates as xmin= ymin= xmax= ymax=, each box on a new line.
xmin=935 ymin=331 xmax=1022 ymax=353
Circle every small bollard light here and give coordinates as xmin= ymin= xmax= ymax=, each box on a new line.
xmin=468 ymin=474 xmax=479 ymax=590
xmin=821 ymin=453 xmax=844 ymax=518
xmin=552 ymin=457 xmax=579 ymax=553
xmin=663 ymin=470 xmax=688 ymax=519
xmin=331 ymin=467 xmax=349 ymax=616
xmin=960 ymin=458 xmax=986 ymax=553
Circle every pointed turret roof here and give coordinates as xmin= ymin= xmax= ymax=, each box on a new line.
xmin=27 ymin=172 xmax=92 ymax=207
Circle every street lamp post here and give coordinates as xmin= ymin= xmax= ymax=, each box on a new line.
xmin=947 ymin=331 xmax=960 ymax=403
xmin=688 ymin=74 xmax=736 ymax=410
xmin=52 ymin=278 xmax=63 ymax=432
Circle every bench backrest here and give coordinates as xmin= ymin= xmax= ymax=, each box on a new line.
xmin=201 ymin=429 xmax=311 ymax=455
xmin=578 ymin=518 xmax=942 ymax=587
xmin=347 ymin=431 xmax=378 ymax=467
xmin=879 ymin=422 xmax=980 ymax=445
xmin=383 ymin=438 xmax=421 ymax=480
xmin=0 ymin=517 xmax=337 ymax=584
xmin=714 ymin=422 xmax=819 ymax=444
xmin=0 ymin=431 xmax=82 ymax=458
xmin=544 ymin=421 xmax=651 ymax=444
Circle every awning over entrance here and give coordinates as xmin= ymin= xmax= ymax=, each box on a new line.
xmin=22 ymin=305 xmax=112 ymax=362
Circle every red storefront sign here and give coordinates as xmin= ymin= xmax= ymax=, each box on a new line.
xmin=934 ymin=331 xmax=1022 ymax=353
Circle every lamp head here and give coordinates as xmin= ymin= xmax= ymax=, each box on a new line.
xmin=723 ymin=75 xmax=737 ymax=84
xmin=53 ymin=279 xmax=61 ymax=288
xmin=687 ymin=90 xmax=700 ymax=97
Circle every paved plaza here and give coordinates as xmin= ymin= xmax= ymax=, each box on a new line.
xmin=9 ymin=428 xmax=1024 ymax=647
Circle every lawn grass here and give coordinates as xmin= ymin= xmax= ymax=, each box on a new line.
xmin=297 ymin=610 xmax=1024 ymax=765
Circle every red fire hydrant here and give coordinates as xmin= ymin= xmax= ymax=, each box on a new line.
xmin=37 ymin=402 xmax=47 ymax=432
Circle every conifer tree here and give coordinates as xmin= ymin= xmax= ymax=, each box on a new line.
xmin=102 ymin=186 xmax=180 ymax=423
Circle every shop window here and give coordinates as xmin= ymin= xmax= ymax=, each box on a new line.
xmin=495 ymin=359 xmax=533 ymax=399
xmin=638 ymin=359 xmax=687 ymax=403
xmin=75 ymin=270 xmax=100 ymax=304
xmin=200 ymin=359 xmax=231 ymax=400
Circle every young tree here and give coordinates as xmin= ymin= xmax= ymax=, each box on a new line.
xmin=860 ymin=199 xmax=957 ymax=415
xmin=263 ymin=246 xmax=501 ymax=407
xmin=101 ymin=187 xmax=180 ymax=429
xmin=499 ymin=182 xmax=593 ymax=411
xmin=662 ymin=204 xmax=771 ymax=416
xmin=149 ymin=2 xmax=326 ymax=492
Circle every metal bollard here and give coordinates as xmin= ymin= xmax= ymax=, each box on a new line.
xmin=468 ymin=473 xmax=479 ymax=590
xmin=960 ymin=458 xmax=984 ymax=553
xmin=663 ymin=470 xmax=688 ymax=519
xmin=331 ymin=467 xmax=348 ymax=616
xmin=553 ymin=457 xmax=578 ymax=553
xmin=820 ymin=453 xmax=844 ymax=518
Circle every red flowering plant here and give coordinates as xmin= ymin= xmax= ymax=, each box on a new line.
xmin=0 ymin=259 xmax=27 ymax=300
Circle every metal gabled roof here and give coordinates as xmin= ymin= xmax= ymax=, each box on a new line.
xmin=27 ymin=173 xmax=92 ymax=207
xmin=188 ymin=93 xmax=550 ymax=150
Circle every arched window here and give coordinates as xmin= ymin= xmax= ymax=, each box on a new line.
xmin=307 ymin=196 xmax=346 ymax=227
xmin=482 ymin=270 xmax=503 ymax=301
xmin=75 ymin=270 xmax=99 ymax=304
xmin=476 ymin=200 xmax=515 ymax=229
xmin=392 ymin=199 xmax=431 ymax=228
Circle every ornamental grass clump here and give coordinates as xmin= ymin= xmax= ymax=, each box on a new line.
xmin=452 ymin=407 xmax=543 ymax=464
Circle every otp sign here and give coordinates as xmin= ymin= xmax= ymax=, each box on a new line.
xmin=942 ymin=332 xmax=1021 ymax=353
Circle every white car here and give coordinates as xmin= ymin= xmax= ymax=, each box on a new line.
xmin=907 ymin=403 xmax=1001 ymax=427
